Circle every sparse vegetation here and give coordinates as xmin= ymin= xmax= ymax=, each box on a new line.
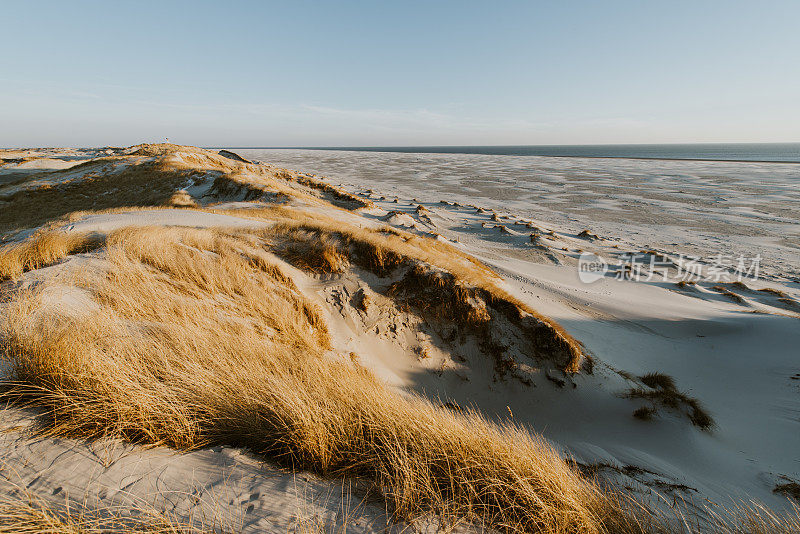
xmin=624 ymin=373 xmax=715 ymax=430
xmin=639 ymin=372 xmax=676 ymax=391
xmin=711 ymin=285 xmax=745 ymax=303
xmin=577 ymin=230 xmax=600 ymax=240
xmin=353 ymin=287 xmax=370 ymax=312
xmin=293 ymin=175 xmax=373 ymax=209
xmin=758 ymin=287 xmax=788 ymax=298
xmin=703 ymin=500 xmax=800 ymax=534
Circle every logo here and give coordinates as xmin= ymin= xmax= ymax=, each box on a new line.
xmin=578 ymin=252 xmax=608 ymax=283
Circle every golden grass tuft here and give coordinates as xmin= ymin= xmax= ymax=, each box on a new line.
xmin=711 ymin=285 xmax=745 ymax=304
xmin=166 ymin=190 xmax=199 ymax=208
xmin=0 ymin=231 xmax=103 ymax=281
xmin=1 ymin=226 xmax=634 ymax=534
xmin=267 ymin=226 xmax=349 ymax=274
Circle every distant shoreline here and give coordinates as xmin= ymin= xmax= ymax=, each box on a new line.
xmin=215 ymin=144 xmax=800 ymax=164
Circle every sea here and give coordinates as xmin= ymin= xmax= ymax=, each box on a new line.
xmin=231 ymin=143 xmax=800 ymax=164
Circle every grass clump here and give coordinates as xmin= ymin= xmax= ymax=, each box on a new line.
xmin=624 ymin=373 xmax=715 ymax=431
xmin=0 ymin=499 xmax=196 ymax=534
xmin=0 ymin=231 xmax=103 ymax=281
xmin=711 ymin=285 xmax=745 ymax=304
xmin=269 ymin=225 xmax=349 ymax=274
xmin=639 ymin=372 xmax=676 ymax=391
xmin=0 ymin=489 xmax=207 ymax=533
xmin=632 ymin=406 xmax=656 ymax=421
xmin=166 ymin=190 xmax=199 ymax=208
xmin=774 ymin=479 xmax=800 ymax=502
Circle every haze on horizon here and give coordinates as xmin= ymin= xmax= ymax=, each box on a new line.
xmin=2 ymin=0 xmax=799 ymax=148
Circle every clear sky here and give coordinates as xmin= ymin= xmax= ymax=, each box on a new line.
xmin=2 ymin=0 xmax=799 ymax=147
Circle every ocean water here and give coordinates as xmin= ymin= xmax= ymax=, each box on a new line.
xmin=234 ymin=143 xmax=800 ymax=163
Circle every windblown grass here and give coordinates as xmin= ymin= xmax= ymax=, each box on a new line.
xmin=703 ymin=500 xmax=800 ymax=534
xmin=1 ymin=226 xmax=635 ymax=533
xmin=0 ymin=492 xmax=204 ymax=533
xmin=0 ymin=231 xmax=103 ymax=281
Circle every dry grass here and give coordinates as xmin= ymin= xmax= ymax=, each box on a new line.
xmin=4 ymin=144 xmax=797 ymax=533
xmin=0 ymin=144 xmax=321 ymax=235
xmin=1 ymin=226 xmax=637 ymax=534
xmin=292 ymin=175 xmax=373 ymax=210
xmin=639 ymin=373 xmax=676 ymax=391
xmin=267 ymin=226 xmax=349 ymax=274
xmin=702 ymin=500 xmax=800 ymax=534
xmin=758 ymin=287 xmax=788 ymax=298
xmin=711 ymin=286 xmax=745 ymax=304
xmin=0 ymin=231 xmax=103 ymax=281
xmin=577 ymin=230 xmax=600 ymax=241
xmin=774 ymin=478 xmax=800 ymax=502
xmin=0 ymin=493 xmax=206 ymax=533
xmin=0 ymin=499 xmax=196 ymax=533
xmin=0 ymin=157 xmax=198 ymax=234
xmin=166 ymin=190 xmax=199 ymax=208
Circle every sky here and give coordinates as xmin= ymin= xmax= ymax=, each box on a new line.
xmin=2 ymin=0 xmax=799 ymax=147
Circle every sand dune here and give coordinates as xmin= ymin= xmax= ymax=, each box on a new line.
xmin=0 ymin=144 xmax=798 ymax=532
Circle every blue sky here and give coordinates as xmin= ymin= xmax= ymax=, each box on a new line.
xmin=2 ymin=0 xmax=799 ymax=147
